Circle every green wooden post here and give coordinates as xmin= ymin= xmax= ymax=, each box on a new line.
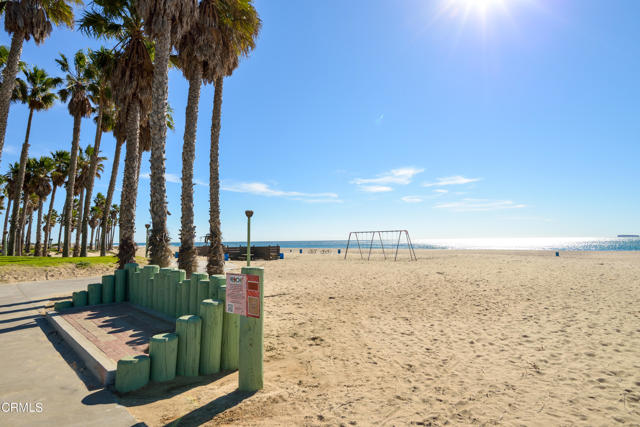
xmin=176 ymin=280 xmax=186 ymax=317
xmin=124 ymin=263 xmax=139 ymax=301
xmin=102 ymin=275 xmax=115 ymax=304
xmin=115 ymin=355 xmax=150 ymax=393
xmin=199 ymin=299 xmax=223 ymax=375
xmin=209 ymin=274 xmax=225 ymax=299
xmin=115 ymin=269 xmax=127 ymax=302
xmin=169 ymin=270 xmax=185 ymax=317
xmin=238 ymin=266 xmax=264 ymax=391
xmin=189 ymin=273 xmax=208 ymax=314
xmin=149 ymin=332 xmax=178 ymax=382
xmin=197 ymin=280 xmax=209 ymax=308
xmin=131 ymin=271 xmax=141 ymax=304
xmin=142 ymin=265 xmax=159 ymax=308
xmin=245 ymin=210 xmax=253 ymax=266
xmin=157 ymin=268 xmax=172 ymax=312
xmin=217 ymin=285 xmax=239 ymax=371
xmin=87 ymin=283 xmax=102 ymax=306
xmin=176 ymin=315 xmax=202 ymax=376
xmin=54 ymin=300 xmax=73 ymax=311
xmin=72 ymin=290 xmax=88 ymax=307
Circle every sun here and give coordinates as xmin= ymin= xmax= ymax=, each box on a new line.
xmin=439 ymin=0 xmax=513 ymax=25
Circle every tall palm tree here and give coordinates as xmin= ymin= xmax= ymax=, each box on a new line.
xmin=80 ymin=47 xmax=113 ymax=257
xmin=74 ymin=145 xmax=105 ymax=255
xmin=29 ymin=156 xmax=53 ymax=256
xmin=7 ymin=65 xmax=61 ymax=255
xmin=43 ymin=149 xmax=69 ymax=253
xmin=2 ymin=162 xmax=19 ymax=254
xmin=88 ymin=192 xmax=104 ymax=250
xmin=109 ymin=203 xmax=119 ymax=249
xmin=80 ymin=0 xmax=153 ymax=268
xmin=72 ymin=147 xmax=89 ymax=256
xmin=43 ymin=207 xmax=57 ymax=248
xmin=137 ymin=0 xmax=197 ymax=267
xmin=0 ymin=0 xmax=79 ymax=166
xmin=57 ymin=50 xmax=93 ymax=257
xmin=205 ymin=0 xmax=261 ymax=275
xmin=99 ymin=108 xmax=122 ymax=256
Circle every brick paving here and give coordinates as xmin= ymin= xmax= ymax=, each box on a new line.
xmin=60 ymin=302 xmax=174 ymax=362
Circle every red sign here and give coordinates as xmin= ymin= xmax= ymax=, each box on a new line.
xmin=246 ymin=274 xmax=260 ymax=318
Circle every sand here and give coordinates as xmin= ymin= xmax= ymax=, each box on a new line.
xmin=117 ymin=249 xmax=640 ymax=425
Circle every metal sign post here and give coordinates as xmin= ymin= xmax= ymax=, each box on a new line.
xmin=245 ymin=210 xmax=253 ymax=266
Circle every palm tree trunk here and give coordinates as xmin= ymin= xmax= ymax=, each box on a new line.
xmin=0 ymin=31 xmax=24 ymax=165
xmin=206 ymin=77 xmax=225 ymax=275
xmin=81 ymin=104 xmax=104 ymax=257
xmin=178 ymin=66 xmax=202 ymax=277
xmin=57 ymin=200 xmax=65 ymax=252
xmin=17 ymin=195 xmax=28 ymax=255
xmin=43 ymin=185 xmax=57 ymax=254
xmin=8 ymin=107 xmax=34 ymax=256
xmin=63 ymin=114 xmax=82 ymax=257
xmin=34 ymin=199 xmax=44 ymax=256
xmin=117 ymin=102 xmax=141 ymax=269
xmin=89 ymin=226 xmax=95 ymax=252
xmin=74 ymin=187 xmax=84 ymax=257
xmin=2 ymin=198 xmax=12 ymax=255
xmin=148 ymin=27 xmax=171 ymax=267
xmin=101 ymin=137 xmax=123 ymax=256
xmin=24 ymin=205 xmax=33 ymax=254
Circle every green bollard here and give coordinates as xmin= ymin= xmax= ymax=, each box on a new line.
xmin=131 ymin=271 xmax=141 ymax=305
xmin=115 ymin=269 xmax=127 ymax=302
xmin=169 ymin=270 xmax=185 ymax=317
xmin=157 ymin=268 xmax=172 ymax=312
xmin=189 ymin=273 xmax=208 ymax=315
xmin=115 ymin=355 xmax=150 ymax=393
xmin=54 ymin=300 xmax=73 ymax=311
xmin=217 ymin=285 xmax=240 ymax=371
xmin=197 ymin=280 xmax=209 ymax=308
xmin=102 ymin=275 xmax=115 ymax=304
xmin=209 ymin=274 xmax=226 ymax=299
xmin=149 ymin=332 xmax=178 ymax=382
xmin=72 ymin=290 xmax=88 ymax=307
xmin=199 ymin=299 xmax=223 ymax=375
xmin=87 ymin=283 xmax=102 ymax=305
xmin=124 ymin=263 xmax=139 ymax=301
xmin=176 ymin=315 xmax=202 ymax=376
xmin=178 ymin=279 xmax=190 ymax=317
xmin=142 ymin=265 xmax=159 ymax=308
xmin=238 ymin=266 xmax=264 ymax=391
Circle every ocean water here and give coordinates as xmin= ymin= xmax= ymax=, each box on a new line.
xmin=164 ymin=237 xmax=640 ymax=251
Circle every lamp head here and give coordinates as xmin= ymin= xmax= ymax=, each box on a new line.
xmin=245 ymin=210 xmax=254 ymax=218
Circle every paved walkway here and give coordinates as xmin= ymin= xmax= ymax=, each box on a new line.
xmin=0 ymin=277 xmax=138 ymax=426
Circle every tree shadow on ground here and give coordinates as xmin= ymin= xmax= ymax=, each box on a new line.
xmin=162 ymin=389 xmax=256 ymax=427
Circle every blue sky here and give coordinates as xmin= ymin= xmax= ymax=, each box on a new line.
xmin=1 ymin=0 xmax=639 ymax=242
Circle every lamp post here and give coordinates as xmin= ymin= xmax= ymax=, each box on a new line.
xmin=245 ymin=210 xmax=253 ymax=266
xmin=145 ymin=224 xmax=150 ymax=257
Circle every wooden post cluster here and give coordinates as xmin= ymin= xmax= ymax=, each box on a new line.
xmin=239 ymin=266 xmax=264 ymax=391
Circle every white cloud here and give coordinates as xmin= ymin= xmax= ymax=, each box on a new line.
xmin=141 ymin=172 xmax=207 ymax=186
xmin=435 ymin=198 xmax=526 ymax=212
xmin=401 ymin=196 xmax=423 ymax=203
xmin=434 ymin=189 xmax=448 ymax=194
xmin=423 ymin=175 xmax=482 ymax=187
xmin=360 ymin=185 xmax=393 ymax=193
xmin=222 ymin=182 xmax=339 ymax=201
xmin=3 ymin=144 xmax=18 ymax=155
xmin=352 ymin=167 xmax=424 ymax=186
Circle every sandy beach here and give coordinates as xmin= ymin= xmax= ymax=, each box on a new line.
xmin=119 ymin=249 xmax=640 ymax=425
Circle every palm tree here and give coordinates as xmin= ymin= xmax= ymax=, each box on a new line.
xmin=57 ymin=50 xmax=93 ymax=257
xmin=43 ymin=149 xmax=69 ymax=253
xmin=109 ymin=203 xmax=119 ymax=249
xmin=0 ymin=0 xmax=79 ymax=166
xmin=80 ymin=47 xmax=113 ymax=257
xmin=7 ymin=65 xmax=61 ymax=255
xmin=72 ymin=147 xmax=89 ymax=256
xmin=137 ymin=0 xmax=196 ymax=267
xmin=2 ymin=162 xmax=19 ymax=254
xmin=43 ymin=207 xmax=58 ymax=248
xmin=88 ymin=192 xmax=105 ymax=251
xmin=99 ymin=108 xmax=122 ymax=256
xmin=80 ymin=0 xmax=153 ymax=268
xmin=29 ymin=156 xmax=53 ymax=256
xmin=205 ymin=0 xmax=261 ymax=275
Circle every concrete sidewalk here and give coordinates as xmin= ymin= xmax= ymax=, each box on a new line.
xmin=0 ymin=277 xmax=138 ymax=426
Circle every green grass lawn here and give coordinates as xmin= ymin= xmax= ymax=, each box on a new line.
xmin=0 ymin=256 xmax=146 ymax=268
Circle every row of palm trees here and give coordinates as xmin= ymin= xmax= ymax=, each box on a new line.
xmin=0 ymin=149 xmax=119 ymax=256
xmin=0 ymin=0 xmax=260 ymax=278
